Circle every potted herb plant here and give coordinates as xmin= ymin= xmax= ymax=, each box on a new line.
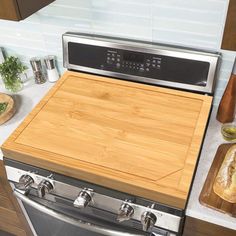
xmin=0 ymin=56 xmax=27 ymax=93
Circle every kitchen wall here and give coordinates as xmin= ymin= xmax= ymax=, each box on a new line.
xmin=0 ymin=0 xmax=235 ymax=105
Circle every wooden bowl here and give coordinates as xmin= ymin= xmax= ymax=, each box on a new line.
xmin=0 ymin=93 xmax=15 ymax=125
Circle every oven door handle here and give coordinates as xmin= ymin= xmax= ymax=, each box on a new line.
xmin=14 ymin=189 xmax=147 ymax=236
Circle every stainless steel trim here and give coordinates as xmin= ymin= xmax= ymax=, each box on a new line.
xmin=44 ymin=55 xmax=56 ymax=70
xmin=65 ymin=65 xmax=214 ymax=94
xmin=6 ymin=166 xmax=182 ymax=232
xmin=14 ymin=189 xmax=146 ymax=236
xmin=62 ymin=32 xmax=220 ymax=94
xmin=10 ymin=182 xmax=38 ymax=236
xmin=30 ymin=57 xmax=43 ymax=72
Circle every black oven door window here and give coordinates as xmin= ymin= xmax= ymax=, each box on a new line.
xmin=23 ymin=202 xmax=104 ymax=236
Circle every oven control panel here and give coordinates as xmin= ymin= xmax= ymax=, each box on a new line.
xmin=5 ymin=163 xmax=183 ymax=234
xmin=67 ymin=42 xmax=167 ymax=80
xmin=64 ymin=33 xmax=220 ymax=94
xmin=105 ymin=49 xmax=162 ymax=73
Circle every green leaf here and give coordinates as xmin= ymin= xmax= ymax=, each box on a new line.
xmin=0 ymin=56 xmax=27 ymax=78
xmin=0 ymin=102 xmax=8 ymax=115
xmin=0 ymin=56 xmax=27 ymax=92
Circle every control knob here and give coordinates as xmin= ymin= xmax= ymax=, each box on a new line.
xmin=141 ymin=211 xmax=157 ymax=232
xmin=37 ymin=179 xmax=54 ymax=198
xmin=117 ymin=201 xmax=134 ymax=222
xmin=116 ymin=63 xmax=121 ymax=68
xmin=74 ymin=188 xmax=93 ymax=209
xmin=15 ymin=174 xmax=34 ymax=194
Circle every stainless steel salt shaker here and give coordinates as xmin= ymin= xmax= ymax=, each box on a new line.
xmin=44 ymin=56 xmax=59 ymax=83
xmin=30 ymin=57 xmax=46 ymax=84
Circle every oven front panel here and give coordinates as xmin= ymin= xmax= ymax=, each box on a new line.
xmin=4 ymin=158 xmax=183 ymax=236
xmin=63 ymin=32 xmax=220 ymax=94
xmin=18 ymin=192 xmax=176 ymax=236
xmin=67 ymin=42 xmax=210 ymax=87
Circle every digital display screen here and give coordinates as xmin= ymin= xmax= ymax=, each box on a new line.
xmin=123 ymin=52 xmax=144 ymax=63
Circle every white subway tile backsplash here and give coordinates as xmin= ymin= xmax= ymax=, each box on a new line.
xmin=151 ymin=0 xmax=228 ymax=50
xmin=54 ymin=0 xmax=92 ymax=8
xmin=152 ymin=0 xmax=226 ymax=11
xmin=152 ymin=4 xmax=224 ymax=19
xmin=39 ymin=5 xmax=92 ymax=20
xmin=152 ymin=29 xmax=219 ymax=49
xmin=91 ymin=2 xmax=151 ymax=16
xmin=153 ymin=19 xmax=220 ymax=37
xmin=0 ymin=0 xmax=233 ymax=105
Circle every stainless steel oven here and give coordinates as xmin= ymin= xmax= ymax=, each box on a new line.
xmin=5 ymin=159 xmax=183 ymax=236
xmin=4 ymin=32 xmax=220 ymax=236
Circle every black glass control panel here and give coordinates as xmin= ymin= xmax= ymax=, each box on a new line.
xmin=68 ymin=42 xmax=210 ymax=87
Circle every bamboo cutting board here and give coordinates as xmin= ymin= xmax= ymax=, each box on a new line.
xmin=1 ymin=71 xmax=212 ymax=209
xmin=199 ymin=143 xmax=236 ymax=216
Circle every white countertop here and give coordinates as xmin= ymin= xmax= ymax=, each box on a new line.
xmin=0 ymin=80 xmax=235 ymax=230
xmin=0 ymin=79 xmax=53 ymax=160
xmin=186 ymin=108 xmax=236 ymax=230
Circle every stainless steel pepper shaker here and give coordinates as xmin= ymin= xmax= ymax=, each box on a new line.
xmin=44 ymin=56 xmax=59 ymax=83
xmin=30 ymin=57 xmax=46 ymax=84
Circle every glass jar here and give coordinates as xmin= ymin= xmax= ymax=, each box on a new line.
xmin=2 ymin=75 xmax=23 ymax=93
xmin=221 ymin=123 xmax=236 ymax=141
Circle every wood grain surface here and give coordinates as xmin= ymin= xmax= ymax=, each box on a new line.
xmin=16 ymin=0 xmax=55 ymax=19
xmin=221 ymin=0 xmax=236 ymax=50
xmin=0 ymin=0 xmax=20 ymax=21
xmin=183 ymin=216 xmax=236 ymax=236
xmin=1 ymin=71 xmax=212 ymax=209
xmin=0 ymin=161 xmax=33 ymax=236
xmin=0 ymin=93 xmax=15 ymax=125
xmin=0 ymin=0 xmax=54 ymax=21
xmin=199 ymin=143 xmax=236 ymax=216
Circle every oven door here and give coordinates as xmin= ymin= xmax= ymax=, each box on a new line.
xmin=13 ymin=188 xmax=172 ymax=236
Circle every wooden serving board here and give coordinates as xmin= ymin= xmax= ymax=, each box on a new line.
xmin=1 ymin=71 xmax=212 ymax=209
xmin=199 ymin=143 xmax=236 ymax=217
xmin=0 ymin=93 xmax=14 ymax=125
